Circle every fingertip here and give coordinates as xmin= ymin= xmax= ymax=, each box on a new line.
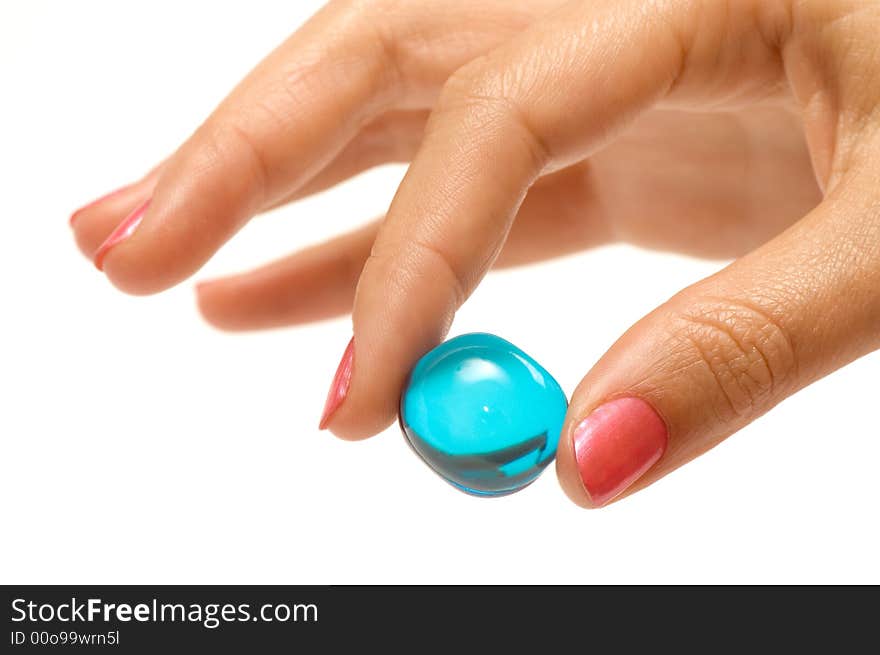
xmin=71 ymin=216 xmax=108 ymax=260
xmin=69 ymin=183 xmax=134 ymax=229
xmin=320 ymin=352 xmax=437 ymax=442
xmin=317 ymin=333 xmax=401 ymax=441
xmin=195 ymin=280 xmax=225 ymax=327
xmin=70 ymin=169 xmax=163 ymax=260
xmin=320 ymin=385 xmax=399 ymax=442
xmin=316 ymin=336 xmax=379 ymax=440
xmin=555 ymin=428 xmax=596 ymax=509
xmin=319 ymin=370 xmax=400 ymax=440
xmin=70 ymin=195 xmax=142 ymax=261
xmin=322 ymin=415 xmax=395 ymax=442
xmin=100 ymin=248 xmax=175 ymax=296
xmin=100 ymin=214 xmax=200 ymax=296
xmin=93 ymin=198 xmax=150 ymax=272
xmin=194 ymin=279 xmax=248 ymax=332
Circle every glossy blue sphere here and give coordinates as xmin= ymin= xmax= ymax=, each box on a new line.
xmin=399 ymin=333 xmax=568 ymax=496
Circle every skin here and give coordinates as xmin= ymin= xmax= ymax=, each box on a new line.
xmin=71 ymin=0 xmax=880 ymax=507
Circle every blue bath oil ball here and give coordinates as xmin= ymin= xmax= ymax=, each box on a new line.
xmin=399 ymin=333 xmax=568 ymax=496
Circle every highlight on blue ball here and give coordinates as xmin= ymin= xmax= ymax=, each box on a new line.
xmin=399 ymin=333 xmax=568 ymax=496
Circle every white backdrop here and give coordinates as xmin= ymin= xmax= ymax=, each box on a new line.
xmin=2 ymin=1 xmax=878 ymax=584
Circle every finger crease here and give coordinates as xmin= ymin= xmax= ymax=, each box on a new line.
xmin=225 ymin=122 xmax=270 ymax=211
xmin=684 ymin=314 xmax=776 ymax=398
xmin=462 ymin=91 xmax=551 ymax=174
xmin=681 ymin=332 xmax=740 ymax=422
xmin=408 ymin=239 xmax=467 ymax=310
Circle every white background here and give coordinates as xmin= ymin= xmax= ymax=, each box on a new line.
xmin=2 ymin=1 xmax=878 ymax=584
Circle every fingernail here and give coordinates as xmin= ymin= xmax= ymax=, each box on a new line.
xmin=572 ymin=397 xmax=667 ymax=507
xmin=93 ymin=198 xmax=151 ymax=271
xmin=69 ymin=184 xmax=133 ymax=227
xmin=319 ymin=337 xmax=355 ymax=430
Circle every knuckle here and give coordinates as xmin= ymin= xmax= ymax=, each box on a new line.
xmin=337 ymin=0 xmax=403 ymax=86
xmin=363 ymin=238 xmax=466 ymax=314
xmin=330 ymin=0 xmax=381 ymax=19
xmin=434 ymin=60 xmax=550 ymax=171
xmin=407 ymin=239 xmax=468 ymax=309
xmin=224 ymin=123 xmax=271 ymax=208
xmin=175 ymin=119 xmax=270 ymax=218
xmin=202 ymin=121 xmax=270 ymax=209
xmin=672 ymin=298 xmax=798 ymax=421
xmin=336 ymin=0 xmax=394 ymax=13
xmin=283 ymin=0 xmax=402 ymax=111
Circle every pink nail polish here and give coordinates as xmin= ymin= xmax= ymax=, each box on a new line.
xmin=319 ymin=337 xmax=355 ymax=430
xmin=93 ymin=198 xmax=151 ymax=271
xmin=69 ymin=184 xmax=133 ymax=227
xmin=572 ymin=397 xmax=667 ymax=507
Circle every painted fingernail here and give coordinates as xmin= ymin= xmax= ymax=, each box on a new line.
xmin=93 ymin=198 xmax=151 ymax=271
xmin=572 ymin=397 xmax=667 ymax=507
xmin=69 ymin=184 xmax=133 ymax=227
xmin=319 ymin=337 xmax=355 ymax=430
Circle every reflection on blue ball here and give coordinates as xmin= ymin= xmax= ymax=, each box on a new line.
xmin=399 ymin=333 xmax=568 ymax=496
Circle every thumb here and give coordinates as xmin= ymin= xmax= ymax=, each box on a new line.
xmin=557 ymin=172 xmax=880 ymax=508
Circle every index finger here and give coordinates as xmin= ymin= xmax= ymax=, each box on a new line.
xmin=322 ymin=0 xmax=702 ymax=438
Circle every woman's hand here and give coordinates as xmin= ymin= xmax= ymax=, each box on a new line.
xmin=70 ymin=0 xmax=880 ymax=507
